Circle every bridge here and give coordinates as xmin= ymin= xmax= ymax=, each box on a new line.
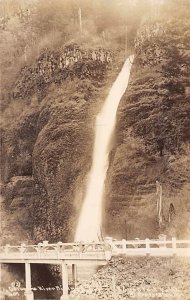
xmin=1 ymin=238 xmax=190 ymax=300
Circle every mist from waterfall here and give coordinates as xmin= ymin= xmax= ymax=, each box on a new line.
xmin=75 ymin=55 xmax=134 ymax=242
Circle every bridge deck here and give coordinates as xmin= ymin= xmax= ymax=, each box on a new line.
xmin=0 ymin=252 xmax=108 ymax=265
xmin=0 ymin=238 xmax=190 ymax=265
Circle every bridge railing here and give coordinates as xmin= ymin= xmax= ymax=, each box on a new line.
xmin=0 ymin=241 xmax=110 ymax=261
xmin=111 ymin=238 xmax=190 ymax=256
xmin=0 ymin=239 xmax=190 ymax=260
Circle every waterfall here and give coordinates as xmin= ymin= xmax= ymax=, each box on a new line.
xmin=75 ymin=55 xmax=134 ymax=242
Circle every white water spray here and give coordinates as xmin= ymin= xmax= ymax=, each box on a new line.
xmin=75 ymin=55 xmax=134 ymax=242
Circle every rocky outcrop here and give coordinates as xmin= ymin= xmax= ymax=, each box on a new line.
xmin=1 ymin=108 xmax=39 ymax=183
xmin=13 ymin=45 xmax=113 ymax=101
xmin=5 ymin=176 xmax=36 ymax=208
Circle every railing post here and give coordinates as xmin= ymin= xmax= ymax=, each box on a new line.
xmin=172 ymin=237 xmax=177 ymax=256
xmin=37 ymin=243 xmax=42 ymax=259
xmin=122 ymin=239 xmax=127 ymax=254
xmin=134 ymin=238 xmax=140 ymax=248
xmin=60 ymin=261 xmax=69 ymax=300
xmin=145 ymin=238 xmax=151 ymax=256
xmin=4 ymin=244 xmax=10 ymax=255
xmin=20 ymin=244 xmax=26 ymax=258
xmin=104 ymin=242 xmax=112 ymax=261
xmin=158 ymin=234 xmax=167 ymax=248
xmin=24 ymin=262 xmax=34 ymax=300
xmin=57 ymin=242 xmax=63 ymax=259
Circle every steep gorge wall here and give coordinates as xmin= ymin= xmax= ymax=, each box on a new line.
xmin=32 ymin=79 xmax=97 ymax=242
xmin=104 ymin=20 xmax=190 ymax=240
xmin=1 ymin=47 xmax=123 ymax=244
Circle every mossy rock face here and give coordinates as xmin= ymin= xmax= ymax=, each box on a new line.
xmin=1 ymin=109 xmax=39 ymax=183
xmin=1 ymin=45 xmax=115 ymax=244
xmin=10 ymin=197 xmax=27 ymax=210
xmin=32 ymin=80 xmax=95 ymax=242
xmin=12 ymin=46 xmax=113 ymax=101
xmin=5 ymin=176 xmax=35 ymax=205
xmin=1 ymin=42 xmax=122 ymax=243
xmin=104 ymin=21 xmax=190 ymax=240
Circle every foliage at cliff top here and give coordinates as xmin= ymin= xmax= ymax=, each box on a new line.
xmin=0 ymin=0 xmax=150 ymax=111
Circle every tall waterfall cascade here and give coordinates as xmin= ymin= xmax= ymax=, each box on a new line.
xmin=75 ymin=55 xmax=134 ymax=242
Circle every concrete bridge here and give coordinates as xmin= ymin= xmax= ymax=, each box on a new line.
xmin=0 ymin=238 xmax=190 ymax=300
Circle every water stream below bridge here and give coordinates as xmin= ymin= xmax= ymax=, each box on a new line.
xmin=75 ymin=55 xmax=134 ymax=242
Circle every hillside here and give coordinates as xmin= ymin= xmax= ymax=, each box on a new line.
xmin=71 ymin=256 xmax=190 ymax=299
xmin=0 ymin=1 xmax=190 ymax=299
xmin=104 ymin=3 xmax=190 ymax=240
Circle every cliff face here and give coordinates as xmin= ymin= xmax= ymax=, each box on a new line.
xmin=1 ymin=109 xmax=39 ymax=182
xmin=1 ymin=108 xmax=39 ymax=244
xmin=1 ymin=46 xmax=119 ymax=243
xmin=32 ymin=79 xmax=96 ymax=242
xmin=104 ymin=20 xmax=190 ymax=239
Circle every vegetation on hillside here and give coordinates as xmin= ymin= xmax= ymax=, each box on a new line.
xmin=0 ymin=0 xmax=150 ymax=112
xmin=72 ymin=256 xmax=190 ymax=299
xmin=104 ymin=0 xmax=190 ymax=240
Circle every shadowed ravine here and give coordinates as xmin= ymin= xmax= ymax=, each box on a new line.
xmin=75 ymin=55 xmax=134 ymax=242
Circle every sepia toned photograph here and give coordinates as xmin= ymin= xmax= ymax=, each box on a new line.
xmin=0 ymin=0 xmax=190 ymax=299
